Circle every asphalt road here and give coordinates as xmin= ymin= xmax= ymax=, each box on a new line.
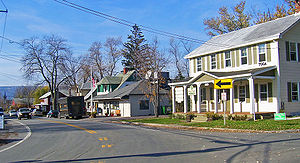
xmin=0 ymin=117 xmax=300 ymax=163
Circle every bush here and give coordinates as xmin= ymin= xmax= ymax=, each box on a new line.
xmin=227 ymin=114 xmax=233 ymax=120
xmin=206 ymin=112 xmax=223 ymax=120
xmin=232 ymin=114 xmax=248 ymax=121
xmin=176 ymin=114 xmax=185 ymax=120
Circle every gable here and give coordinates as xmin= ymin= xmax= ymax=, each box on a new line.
xmin=195 ymin=74 xmax=216 ymax=82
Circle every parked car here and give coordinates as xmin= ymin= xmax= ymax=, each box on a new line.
xmin=9 ymin=110 xmax=17 ymax=117
xmin=32 ymin=109 xmax=43 ymax=116
xmin=0 ymin=107 xmax=3 ymax=116
xmin=47 ymin=110 xmax=59 ymax=118
xmin=17 ymin=108 xmax=32 ymax=120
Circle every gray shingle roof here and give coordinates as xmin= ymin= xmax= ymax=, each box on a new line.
xmin=94 ymin=80 xmax=169 ymax=100
xmin=185 ymin=13 xmax=300 ymax=59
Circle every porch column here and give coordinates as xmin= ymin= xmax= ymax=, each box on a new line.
xmin=171 ymin=86 xmax=176 ymax=113
xmin=197 ymin=83 xmax=201 ymax=113
xmin=214 ymin=89 xmax=218 ymax=113
xmin=249 ymin=77 xmax=255 ymax=114
xmin=183 ymin=85 xmax=188 ymax=113
xmin=276 ymin=73 xmax=281 ymax=113
xmin=230 ymin=82 xmax=234 ymax=114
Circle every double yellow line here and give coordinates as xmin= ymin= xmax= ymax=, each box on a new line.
xmin=42 ymin=119 xmax=97 ymax=134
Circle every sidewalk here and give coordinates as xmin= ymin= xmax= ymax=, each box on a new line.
xmin=0 ymin=119 xmax=28 ymax=149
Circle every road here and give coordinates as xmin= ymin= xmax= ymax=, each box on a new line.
xmin=0 ymin=117 xmax=300 ymax=163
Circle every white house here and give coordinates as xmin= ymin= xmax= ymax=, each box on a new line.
xmin=169 ymin=13 xmax=300 ymax=116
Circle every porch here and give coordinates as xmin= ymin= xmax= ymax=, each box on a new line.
xmin=170 ymin=66 xmax=280 ymax=115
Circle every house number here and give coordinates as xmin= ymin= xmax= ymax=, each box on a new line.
xmin=258 ymin=62 xmax=267 ymax=66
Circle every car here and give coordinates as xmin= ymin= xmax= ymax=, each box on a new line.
xmin=17 ymin=108 xmax=32 ymax=120
xmin=9 ymin=110 xmax=17 ymax=117
xmin=47 ymin=110 xmax=59 ymax=118
xmin=32 ymin=109 xmax=43 ymax=116
xmin=0 ymin=107 xmax=4 ymax=116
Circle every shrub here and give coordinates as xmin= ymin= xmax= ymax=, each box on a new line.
xmin=175 ymin=114 xmax=185 ymax=120
xmin=206 ymin=112 xmax=223 ymax=120
xmin=227 ymin=114 xmax=233 ymax=120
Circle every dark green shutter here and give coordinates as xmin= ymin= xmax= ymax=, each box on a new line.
xmin=268 ymin=83 xmax=273 ymax=102
xmin=246 ymin=85 xmax=250 ymax=98
xmin=210 ymin=88 xmax=214 ymax=100
xmin=287 ymin=82 xmax=291 ymax=102
xmin=203 ymin=88 xmax=206 ymax=100
xmin=286 ymin=41 xmax=290 ymax=61
xmin=100 ymin=85 xmax=104 ymax=92
xmin=255 ymin=84 xmax=259 ymax=102
xmin=298 ymin=43 xmax=300 ymax=62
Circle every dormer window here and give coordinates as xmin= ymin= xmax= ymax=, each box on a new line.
xmin=240 ymin=48 xmax=248 ymax=65
xmin=211 ymin=54 xmax=216 ymax=69
xmin=258 ymin=44 xmax=266 ymax=62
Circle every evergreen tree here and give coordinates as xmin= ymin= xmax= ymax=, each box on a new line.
xmin=122 ymin=25 xmax=151 ymax=73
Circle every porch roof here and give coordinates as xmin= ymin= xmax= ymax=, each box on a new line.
xmin=169 ymin=66 xmax=276 ymax=86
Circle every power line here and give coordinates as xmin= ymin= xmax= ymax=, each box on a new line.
xmin=53 ymin=0 xmax=232 ymax=47
xmin=0 ymin=0 xmax=8 ymax=54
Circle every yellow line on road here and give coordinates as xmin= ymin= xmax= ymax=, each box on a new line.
xmin=41 ymin=119 xmax=97 ymax=134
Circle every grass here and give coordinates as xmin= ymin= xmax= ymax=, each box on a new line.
xmin=125 ymin=118 xmax=300 ymax=131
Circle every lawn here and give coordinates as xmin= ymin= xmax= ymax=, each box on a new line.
xmin=125 ymin=118 xmax=300 ymax=131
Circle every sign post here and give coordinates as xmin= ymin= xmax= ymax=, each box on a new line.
xmin=221 ymin=91 xmax=227 ymax=125
xmin=0 ymin=115 xmax=4 ymax=130
xmin=214 ymin=79 xmax=232 ymax=125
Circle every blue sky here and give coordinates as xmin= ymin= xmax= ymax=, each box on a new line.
xmin=0 ymin=0 xmax=286 ymax=86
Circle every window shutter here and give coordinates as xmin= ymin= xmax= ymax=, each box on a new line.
xmin=246 ymin=85 xmax=250 ymax=103
xmin=287 ymin=82 xmax=291 ymax=102
xmin=267 ymin=43 xmax=272 ymax=62
xmin=268 ymin=82 xmax=273 ymax=103
xmin=210 ymin=87 xmax=214 ymax=100
xmin=193 ymin=58 xmax=196 ymax=73
xmin=254 ymin=84 xmax=259 ymax=102
xmin=203 ymin=88 xmax=206 ymax=100
xmin=286 ymin=41 xmax=290 ymax=61
xmin=253 ymin=45 xmax=258 ymax=64
xmin=234 ymin=85 xmax=238 ymax=103
xmin=202 ymin=57 xmax=205 ymax=71
xmin=298 ymin=43 xmax=300 ymax=62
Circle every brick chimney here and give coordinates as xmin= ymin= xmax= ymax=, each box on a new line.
xmin=123 ymin=67 xmax=129 ymax=74
xmin=296 ymin=0 xmax=300 ymax=13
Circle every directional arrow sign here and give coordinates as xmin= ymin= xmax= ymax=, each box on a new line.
xmin=214 ymin=79 xmax=233 ymax=89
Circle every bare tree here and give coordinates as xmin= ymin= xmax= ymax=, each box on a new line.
xmin=169 ymin=39 xmax=190 ymax=79
xmin=88 ymin=41 xmax=106 ymax=80
xmin=21 ymin=35 xmax=74 ymax=110
xmin=104 ymin=37 xmax=122 ymax=76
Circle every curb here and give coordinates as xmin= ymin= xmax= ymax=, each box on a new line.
xmin=107 ymin=120 xmax=300 ymax=133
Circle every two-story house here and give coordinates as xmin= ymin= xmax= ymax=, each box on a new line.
xmin=169 ymin=13 xmax=300 ymax=116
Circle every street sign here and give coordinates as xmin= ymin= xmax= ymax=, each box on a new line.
xmin=214 ymin=79 xmax=233 ymax=89
xmin=175 ymin=87 xmax=184 ymax=103
xmin=221 ymin=92 xmax=227 ymax=101
xmin=274 ymin=113 xmax=286 ymax=120
xmin=0 ymin=115 xmax=4 ymax=129
xmin=188 ymin=86 xmax=196 ymax=96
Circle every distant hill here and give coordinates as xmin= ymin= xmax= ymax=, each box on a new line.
xmin=0 ymin=86 xmax=19 ymax=100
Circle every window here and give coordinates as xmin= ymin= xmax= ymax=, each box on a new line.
xmin=197 ymin=57 xmax=202 ymax=71
xmin=260 ymin=84 xmax=268 ymax=101
xmin=258 ymin=44 xmax=266 ymax=62
xmin=139 ymin=100 xmax=149 ymax=110
xmin=292 ymin=82 xmax=298 ymax=101
xmin=240 ymin=48 xmax=248 ymax=65
xmin=239 ymin=86 xmax=246 ymax=102
xmin=290 ymin=42 xmax=297 ymax=61
xmin=225 ymin=51 xmax=231 ymax=67
xmin=211 ymin=54 xmax=216 ymax=69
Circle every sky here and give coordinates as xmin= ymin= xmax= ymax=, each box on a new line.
xmin=0 ymin=0 xmax=287 ymax=86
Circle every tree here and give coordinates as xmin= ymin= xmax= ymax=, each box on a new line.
xmin=168 ymin=39 xmax=191 ymax=79
xmin=122 ymin=25 xmax=152 ymax=73
xmin=104 ymin=37 xmax=122 ymax=76
xmin=32 ymin=86 xmax=49 ymax=104
xmin=204 ymin=0 xmax=297 ymax=36
xmin=204 ymin=1 xmax=251 ymax=37
xmin=21 ymin=35 xmax=75 ymax=111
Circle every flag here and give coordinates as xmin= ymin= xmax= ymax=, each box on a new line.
xmin=92 ymin=77 xmax=96 ymax=88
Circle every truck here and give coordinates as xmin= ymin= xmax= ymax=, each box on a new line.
xmin=58 ymin=96 xmax=85 ymax=119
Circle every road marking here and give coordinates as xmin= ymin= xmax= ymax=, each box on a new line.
xmin=99 ymin=138 xmax=103 ymax=141
xmin=103 ymin=137 xmax=108 ymax=141
xmin=42 ymin=119 xmax=97 ymax=134
xmin=0 ymin=120 xmax=32 ymax=153
xmin=101 ymin=145 xmax=106 ymax=148
xmin=101 ymin=144 xmax=113 ymax=148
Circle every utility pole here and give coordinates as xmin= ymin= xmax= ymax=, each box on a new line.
xmin=90 ymin=67 xmax=93 ymax=113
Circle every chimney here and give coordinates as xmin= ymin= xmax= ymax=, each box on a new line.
xmin=296 ymin=0 xmax=300 ymax=13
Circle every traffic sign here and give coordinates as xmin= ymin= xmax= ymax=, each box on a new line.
xmin=188 ymin=86 xmax=196 ymax=96
xmin=214 ymin=79 xmax=233 ymax=89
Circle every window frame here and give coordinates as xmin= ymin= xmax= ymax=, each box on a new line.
xmin=259 ymin=84 xmax=268 ymax=101
xmin=289 ymin=42 xmax=298 ymax=61
xmin=240 ymin=48 xmax=248 ymax=65
xmin=224 ymin=51 xmax=231 ymax=67
xmin=291 ymin=82 xmax=299 ymax=102
xmin=258 ymin=44 xmax=266 ymax=62
xmin=211 ymin=54 xmax=216 ymax=70
xmin=239 ymin=85 xmax=246 ymax=102
xmin=197 ymin=57 xmax=202 ymax=72
xmin=139 ymin=100 xmax=150 ymax=110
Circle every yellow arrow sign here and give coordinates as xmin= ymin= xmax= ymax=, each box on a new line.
xmin=214 ymin=79 xmax=233 ymax=89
